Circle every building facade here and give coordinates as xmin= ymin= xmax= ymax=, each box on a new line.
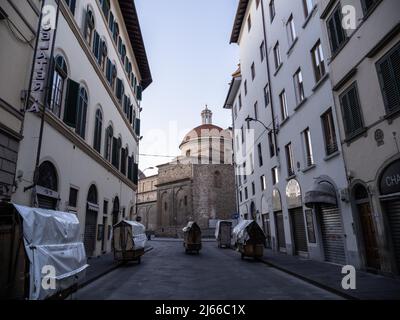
xmin=0 ymin=0 xmax=39 ymax=200
xmin=137 ymin=107 xmax=237 ymax=237
xmin=136 ymin=174 xmax=158 ymax=231
xmin=11 ymin=0 xmax=152 ymax=258
xmin=226 ymin=0 xmax=361 ymax=267
xmin=319 ymin=0 xmax=400 ymax=274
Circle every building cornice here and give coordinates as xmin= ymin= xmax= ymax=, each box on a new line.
xmin=230 ymin=0 xmax=250 ymax=44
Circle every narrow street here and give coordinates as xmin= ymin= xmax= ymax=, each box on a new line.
xmin=73 ymin=240 xmax=342 ymax=300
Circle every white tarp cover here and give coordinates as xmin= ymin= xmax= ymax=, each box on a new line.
xmin=116 ymin=220 xmax=147 ymax=249
xmin=232 ymin=220 xmax=254 ymax=244
xmin=13 ymin=204 xmax=88 ymax=300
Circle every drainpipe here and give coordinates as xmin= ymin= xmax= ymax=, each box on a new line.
xmin=260 ymin=0 xmax=279 ymax=159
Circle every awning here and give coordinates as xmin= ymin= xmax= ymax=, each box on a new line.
xmin=304 ymin=181 xmax=337 ymax=208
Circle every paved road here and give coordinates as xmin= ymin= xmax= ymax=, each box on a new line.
xmin=73 ymin=240 xmax=342 ymax=300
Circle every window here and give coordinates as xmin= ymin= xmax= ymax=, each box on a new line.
xmin=84 ymin=8 xmax=95 ymax=44
xmin=64 ymin=0 xmax=76 ymax=15
xmin=303 ymin=128 xmax=314 ymax=167
xmin=76 ymin=87 xmax=88 ymax=138
xmin=273 ymin=42 xmax=281 ymax=69
xmin=241 ymin=126 xmax=245 ymax=143
xmin=112 ymin=137 xmax=122 ymax=169
xmin=311 ymin=40 xmax=326 ymax=82
xmin=244 ymin=187 xmax=248 ymax=200
xmin=106 ymin=59 xmax=116 ymax=88
xmin=260 ymin=175 xmax=266 ymax=191
xmin=243 ymin=161 xmax=247 ymax=182
xmin=257 ymin=143 xmax=263 ymax=167
xmin=239 ymin=190 xmax=243 ymax=202
xmin=268 ymin=131 xmax=275 ymax=158
xmin=251 ymin=62 xmax=256 ymax=80
xmin=108 ymin=11 xmax=114 ymax=33
xmin=68 ymin=187 xmax=78 ymax=208
xmin=340 ymin=83 xmax=364 ymax=138
xmin=260 ymin=41 xmax=265 ymax=62
xmin=321 ymin=109 xmax=338 ymax=155
xmin=287 ymin=15 xmax=297 ymax=46
xmin=247 ymin=15 xmax=251 ymax=31
xmin=103 ymin=200 xmax=109 ymax=215
xmin=99 ymin=0 xmax=110 ymax=19
xmin=279 ymin=90 xmax=288 ymax=121
xmin=104 ymin=125 xmax=113 ymax=161
xmin=269 ymin=0 xmax=276 ymax=22
xmin=376 ymin=42 xmax=400 ymax=115
xmin=252 ymin=182 xmax=255 ymax=196
xmin=249 ymin=153 xmax=254 ymax=173
xmin=116 ymin=78 xmax=124 ymax=103
xmin=285 ymin=142 xmax=295 ymax=177
xmin=113 ymin=22 xmax=119 ymax=44
xmin=93 ymin=109 xmax=103 ymax=153
xmin=92 ymin=31 xmax=101 ymax=64
xmin=244 ymin=80 xmax=248 ymax=95
xmin=254 ymin=101 xmax=258 ymax=120
xmin=361 ymin=0 xmax=379 ymax=14
xmin=49 ymin=56 xmax=68 ymax=118
xmin=271 ymin=167 xmax=279 ymax=185
xmin=121 ymin=147 xmax=128 ymax=175
xmin=303 ymin=0 xmax=314 ymax=17
xmin=327 ymin=5 xmax=347 ymax=55
xmin=293 ymin=68 xmax=305 ymax=105
xmin=264 ymin=84 xmax=270 ymax=106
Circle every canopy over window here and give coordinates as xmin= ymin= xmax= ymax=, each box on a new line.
xmin=304 ymin=180 xmax=337 ymax=208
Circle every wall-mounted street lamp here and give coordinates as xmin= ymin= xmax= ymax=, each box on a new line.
xmin=245 ymin=116 xmax=277 ymax=133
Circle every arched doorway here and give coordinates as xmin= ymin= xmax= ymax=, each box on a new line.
xmin=112 ymin=196 xmax=120 ymax=226
xmin=273 ymin=189 xmax=286 ymax=253
xmin=286 ymin=179 xmax=308 ymax=256
xmin=353 ymin=184 xmax=380 ymax=270
xmin=379 ymin=159 xmax=400 ymax=273
xmin=36 ymin=161 xmax=59 ymax=210
xmin=84 ymin=185 xmax=99 ymax=257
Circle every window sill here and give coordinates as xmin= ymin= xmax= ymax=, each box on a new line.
xmin=312 ymin=73 xmax=329 ymax=92
xmin=344 ymin=128 xmax=368 ymax=146
xmin=328 ymin=37 xmax=350 ymax=64
xmin=274 ymin=63 xmax=283 ymax=76
xmin=286 ymin=37 xmax=298 ymax=56
xmin=294 ymin=97 xmax=308 ymax=112
xmin=302 ymin=4 xmax=318 ymax=29
xmin=323 ymin=150 xmax=340 ymax=162
xmin=279 ymin=115 xmax=290 ymax=128
xmin=301 ymin=164 xmax=316 ymax=173
xmin=286 ymin=174 xmax=296 ymax=181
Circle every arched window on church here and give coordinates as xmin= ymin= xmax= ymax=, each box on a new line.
xmin=186 ymin=150 xmax=191 ymax=157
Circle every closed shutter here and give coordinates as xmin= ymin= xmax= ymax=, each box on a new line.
xmin=37 ymin=195 xmax=57 ymax=210
xmin=116 ymin=78 xmax=123 ymax=101
xmin=121 ymin=148 xmax=126 ymax=175
xmin=133 ymin=163 xmax=138 ymax=185
xmin=127 ymin=156 xmax=133 ymax=181
xmin=135 ymin=118 xmax=141 ymax=137
xmin=93 ymin=31 xmax=101 ymax=63
xmin=320 ymin=205 xmax=346 ymax=265
xmin=377 ymin=44 xmax=400 ymax=114
xmin=108 ymin=12 xmax=114 ymax=32
xmin=136 ymin=85 xmax=143 ymax=101
xmin=112 ymin=137 xmax=118 ymax=168
xmin=340 ymin=84 xmax=363 ymax=137
xmin=290 ymin=208 xmax=308 ymax=254
xmin=83 ymin=209 xmax=98 ymax=257
xmin=384 ymin=199 xmax=400 ymax=271
xmin=275 ymin=211 xmax=286 ymax=251
xmin=63 ymin=79 xmax=80 ymax=128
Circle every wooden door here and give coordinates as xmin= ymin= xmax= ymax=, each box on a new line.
xmin=358 ymin=203 xmax=380 ymax=270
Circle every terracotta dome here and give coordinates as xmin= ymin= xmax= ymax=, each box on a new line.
xmin=180 ymin=124 xmax=224 ymax=147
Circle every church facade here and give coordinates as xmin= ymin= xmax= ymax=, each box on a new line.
xmin=137 ymin=107 xmax=237 ymax=237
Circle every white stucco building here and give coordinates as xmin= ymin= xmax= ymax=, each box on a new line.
xmin=320 ymin=0 xmax=400 ymax=275
xmin=225 ymin=0 xmax=360 ymax=267
xmin=12 ymin=0 xmax=152 ymax=257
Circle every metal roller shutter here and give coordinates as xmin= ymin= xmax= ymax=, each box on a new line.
xmin=320 ymin=205 xmax=346 ymax=265
xmin=384 ymin=199 xmax=400 ymax=271
xmin=84 ymin=209 xmax=98 ymax=257
xmin=275 ymin=211 xmax=286 ymax=252
xmin=290 ymin=208 xmax=308 ymax=254
xmin=37 ymin=195 xmax=57 ymax=210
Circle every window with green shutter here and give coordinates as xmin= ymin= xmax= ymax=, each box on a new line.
xmin=136 ymin=85 xmax=142 ymax=101
xmin=340 ymin=83 xmax=364 ymax=139
xmin=135 ymin=118 xmax=141 ymax=137
xmin=63 ymin=79 xmax=80 ymax=128
xmin=93 ymin=31 xmax=101 ymax=64
xmin=376 ymin=42 xmax=400 ymax=115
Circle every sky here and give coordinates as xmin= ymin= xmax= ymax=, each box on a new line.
xmin=135 ymin=0 xmax=239 ymax=176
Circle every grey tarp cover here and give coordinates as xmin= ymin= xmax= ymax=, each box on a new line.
xmin=182 ymin=221 xmax=200 ymax=232
xmin=13 ymin=204 xmax=88 ymax=300
xmin=232 ymin=220 xmax=254 ymax=244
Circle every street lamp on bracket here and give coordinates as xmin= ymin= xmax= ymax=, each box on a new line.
xmin=244 ymin=116 xmax=278 ymax=134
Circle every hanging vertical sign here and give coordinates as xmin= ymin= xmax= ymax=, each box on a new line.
xmin=27 ymin=1 xmax=58 ymax=113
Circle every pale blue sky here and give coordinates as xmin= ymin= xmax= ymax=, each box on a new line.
xmin=135 ymin=0 xmax=239 ymax=175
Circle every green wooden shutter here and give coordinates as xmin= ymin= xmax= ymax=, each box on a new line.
xmin=340 ymin=85 xmax=363 ymax=137
xmin=63 ymin=79 xmax=80 ymax=128
xmin=116 ymin=78 xmax=123 ymax=100
xmin=135 ymin=118 xmax=141 ymax=136
xmin=112 ymin=137 xmax=118 ymax=168
xmin=136 ymin=85 xmax=142 ymax=101
xmin=133 ymin=163 xmax=138 ymax=185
